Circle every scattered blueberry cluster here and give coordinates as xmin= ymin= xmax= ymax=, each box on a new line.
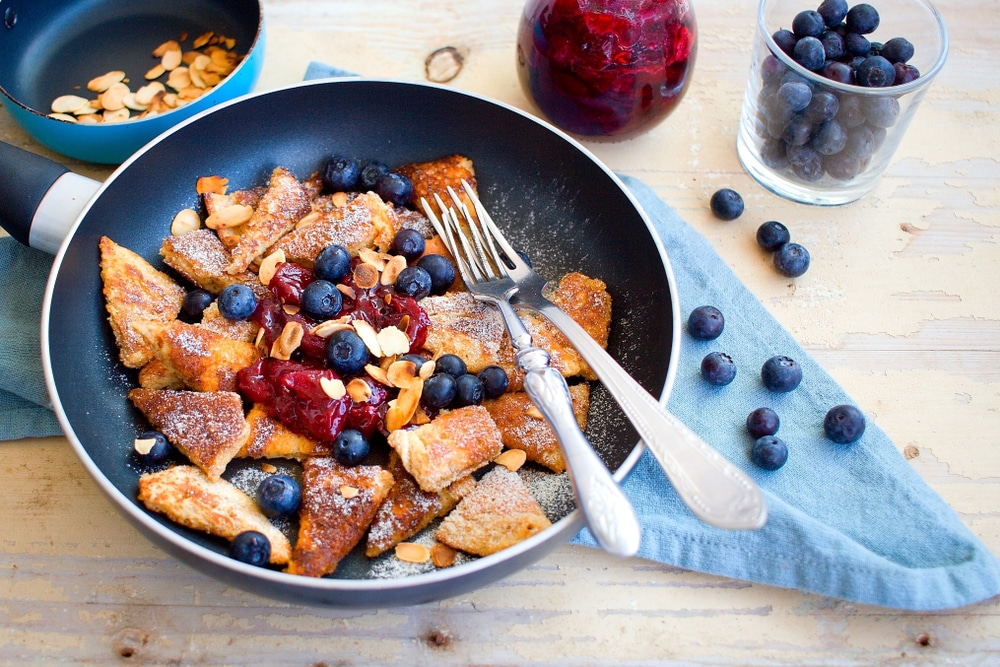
xmin=686 ymin=304 xmax=866 ymax=471
xmin=755 ymin=1 xmax=917 ymax=184
xmin=322 ymin=155 xmax=415 ymax=208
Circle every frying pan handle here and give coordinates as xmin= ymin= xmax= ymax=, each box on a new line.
xmin=0 ymin=142 xmax=100 ymax=254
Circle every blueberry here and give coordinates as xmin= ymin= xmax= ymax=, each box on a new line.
xmin=868 ymin=41 xmax=883 ymax=57
xmin=824 ymin=152 xmax=862 ymax=181
xmin=687 ymin=305 xmax=725 ymax=340
xmin=786 ymin=143 xmax=819 ymax=167
xmin=422 ymin=373 xmax=457 ymax=408
xmin=435 ymin=353 xmax=467 ymax=378
xmin=812 ymin=119 xmax=847 ymax=155
xmin=880 ymin=37 xmax=914 ymax=64
xmin=756 ymin=221 xmax=790 ymax=251
xmin=855 ymin=56 xmax=895 ymax=87
xmin=300 ymin=280 xmax=343 ymax=320
xmin=453 ymin=373 xmax=485 ymax=407
xmin=133 ymin=430 xmax=173 ymax=465
xmin=752 ymin=436 xmax=789 ymax=471
xmin=256 ymin=474 xmax=302 ymax=518
xmin=761 ymin=55 xmax=786 ymax=85
xmin=772 ymin=29 xmax=798 ymax=55
xmin=478 ymin=365 xmax=509 ymax=399
xmin=792 ymin=10 xmax=825 ymax=38
xmin=821 ymin=61 xmax=854 ymax=84
xmin=394 ymin=266 xmax=432 ymax=300
xmin=358 ymin=161 xmax=390 ymax=191
xmin=777 ymin=81 xmax=813 ymax=112
xmin=773 ymin=242 xmax=810 ymax=277
xmin=217 ymin=284 xmax=257 ymax=321
xmin=313 ymin=244 xmax=351 ymax=283
xmin=325 ymin=328 xmax=369 ymax=376
xmin=701 ymin=352 xmax=736 ymax=386
xmin=746 ymin=407 xmax=780 ymax=438
xmin=843 ymin=32 xmax=871 ymax=58
xmin=844 ymin=125 xmax=876 ymax=159
xmin=390 ymin=228 xmax=426 ymax=262
xmin=761 ymin=138 xmax=791 ymax=169
xmin=229 ymin=531 xmax=271 ymax=566
xmin=819 ymin=30 xmax=845 ymax=61
xmin=893 ymin=63 xmax=921 ymax=85
xmin=782 ymin=117 xmax=815 ymax=147
xmin=417 ymin=254 xmax=456 ymax=295
xmin=835 ymin=95 xmax=866 ymax=128
xmin=333 ymin=428 xmax=370 ymax=466
xmin=710 ymin=188 xmax=744 ymax=221
xmin=761 ymin=355 xmax=802 ymax=392
xmin=824 ymin=404 xmax=866 ymax=443
xmin=846 ymin=4 xmax=879 ymax=34
xmin=322 ymin=155 xmax=360 ymax=192
xmin=790 ymin=151 xmax=825 ymax=182
xmin=817 ymin=0 xmax=848 ymax=27
xmin=863 ymin=96 xmax=900 ymax=128
xmin=180 ymin=288 xmax=213 ymax=323
xmin=374 ymin=172 xmax=414 ymax=208
xmin=804 ymin=90 xmax=839 ymax=123
xmin=792 ymin=36 xmax=826 ymax=71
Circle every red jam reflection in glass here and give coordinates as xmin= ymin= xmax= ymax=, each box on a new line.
xmin=517 ymin=0 xmax=696 ymax=139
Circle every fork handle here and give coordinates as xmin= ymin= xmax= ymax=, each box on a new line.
xmin=517 ymin=346 xmax=642 ymax=558
xmin=526 ymin=300 xmax=768 ymax=531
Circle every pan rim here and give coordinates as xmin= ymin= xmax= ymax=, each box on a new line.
xmin=39 ymin=77 xmax=681 ymax=601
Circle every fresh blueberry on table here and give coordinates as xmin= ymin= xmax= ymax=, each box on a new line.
xmin=846 ymin=3 xmax=880 ymax=34
xmin=756 ymin=221 xmax=791 ymax=251
xmin=747 ymin=408 xmax=780 ymax=438
xmin=375 ymin=172 xmax=414 ymax=207
xmin=325 ymin=328 xmax=370 ymax=376
xmin=435 ymin=353 xmax=467 ymax=378
xmin=180 ymin=288 xmax=214 ymax=323
xmin=229 ymin=531 xmax=271 ymax=567
xmin=701 ymin=352 xmax=737 ymax=386
xmin=687 ymin=305 xmax=725 ymax=340
xmin=422 ymin=372 xmax=458 ymax=408
xmin=256 ymin=474 xmax=302 ymax=518
xmin=417 ymin=254 xmax=456 ymax=295
xmin=710 ymin=188 xmax=744 ymax=221
xmin=478 ymin=365 xmax=509 ymax=399
xmin=395 ymin=265 xmax=433 ymax=300
xmin=322 ymin=155 xmax=360 ymax=192
xmin=300 ymin=279 xmax=343 ymax=320
xmin=761 ymin=355 xmax=802 ymax=392
xmin=133 ymin=430 xmax=172 ymax=466
xmin=453 ymin=373 xmax=486 ymax=407
xmin=218 ymin=284 xmax=257 ymax=321
xmin=774 ymin=242 xmax=811 ymax=278
xmin=390 ymin=228 xmax=426 ymax=262
xmin=752 ymin=436 xmax=789 ymax=471
xmin=334 ymin=429 xmax=370 ymax=466
xmin=314 ymin=244 xmax=352 ymax=283
xmin=824 ymin=404 xmax=866 ymax=443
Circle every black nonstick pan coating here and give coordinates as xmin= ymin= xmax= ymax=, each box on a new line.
xmin=42 ymin=79 xmax=678 ymax=607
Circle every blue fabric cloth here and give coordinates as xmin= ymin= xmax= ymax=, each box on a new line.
xmin=3 ymin=62 xmax=997 ymax=611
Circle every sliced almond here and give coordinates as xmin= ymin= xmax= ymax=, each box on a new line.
xmin=418 ymin=359 xmax=436 ymax=379
xmin=411 ymin=406 xmax=432 ymax=426
xmin=152 ymin=40 xmax=182 ymax=58
xmin=161 ymin=47 xmax=184 ymax=71
xmin=122 ymin=92 xmax=147 ymax=111
xmin=193 ymin=31 xmax=214 ymax=49
xmin=145 ymin=64 xmax=167 ymax=80
xmin=351 ymin=319 xmax=382 ymax=357
xmin=386 ymin=360 xmax=419 ymax=389
xmin=270 ymin=321 xmax=304 ymax=360
xmin=346 ymin=378 xmax=372 ymax=403
xmin=75 ymin=114 xmax=102 ymax=124
xmin=358 ymin=247 xmax=386 ymax=272
xmin=525 ymin=404 xmax=544 ymax=420
xmin=365 ymin=364 xmax=391 ymax=387
xmin=87 ymin=70 xmax=125 ymax=93
xmin=311 ymin=318 xmax=352 ymax=338
xmin=394 ymin=379 xmax=423 ymax=425
xmin=381 ymin=254 xmax=407 ymax=286
xmin=352 ymin=263 xmax=379 ymax=290
xmin=294 ymin=210 xmax=321 ymax=229
xmin=133 ymin=437 xmax=156 ymax=455
xmin=395 ymin=543 xmax=431 ymax=564
xmin=258 ymin=249 xmax=286 ymax=286
xmin=260 ymin=462 xmax=278 ymax=474
xmin=166 ymin=66 xmax=192 ymax=92
xmin=331 ymin=191 xmax=349 ymax=208
xmin=430 ymin=543 xmax=457 ymax=568
xmin=336 ymin=284 xmax=357 ymax=300
xmin=171 ymin=208 xmax=201 ymax=236
xmin=205 ymin=203 xmax=253 ymax=229
xmin=494 ymin=448 xmax=528 ymax=472
xmin=196 ymin=174 xmax=229 ymax=195
xmin=376 ymin=326 xmax=410 ymax=357
xmin=320 ymin=376 xmax=346 ymax=400
xmin=47 ymin=112 xmax=78 ymax=123
xmin=188 ymin=65 xmax=206 ymax=89
xmin=282 ymin=304 xmax=300 ymax=315
xmin=51 ymin=94 xmax=91 ymax=114
xmin=339 ymin=485 xmax=360 ymax=499
xmin=134 ymin=81 xmax=166 ymax=106
xmin=103 ymin=107 xmax=130 ymax=123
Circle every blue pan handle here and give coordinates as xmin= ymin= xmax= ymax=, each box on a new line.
xmin=0 ymin=141 xmax=100 ymax=254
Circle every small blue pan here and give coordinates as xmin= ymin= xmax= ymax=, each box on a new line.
xmin=0 ymin=0 xmax=263 ymax=164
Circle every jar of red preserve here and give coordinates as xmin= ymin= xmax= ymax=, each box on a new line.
xmin=516 ymin=0 xmax=697 ymax=139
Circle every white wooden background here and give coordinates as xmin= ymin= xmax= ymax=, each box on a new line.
xmin=1 ymin=0 xmax=998 ymax=664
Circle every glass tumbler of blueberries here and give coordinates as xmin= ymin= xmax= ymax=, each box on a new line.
xmin=737 ymin=0 xmax=948 ymax=205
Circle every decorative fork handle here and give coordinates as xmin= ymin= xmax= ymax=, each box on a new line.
xmin=494 ymin=298 xmax=642 ymax=557
xmin=521 ymin=298 xmax=768 ymax=530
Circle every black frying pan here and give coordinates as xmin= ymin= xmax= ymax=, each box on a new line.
xmin=4 ymin=79 xmax=678 ymax=607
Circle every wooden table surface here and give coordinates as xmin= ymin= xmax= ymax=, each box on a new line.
xmin=2 ymin=0 xmax=998 ymax=664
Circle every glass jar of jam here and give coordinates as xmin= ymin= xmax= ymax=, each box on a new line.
xmin=516 ymin=0 xmax=697 ymax=139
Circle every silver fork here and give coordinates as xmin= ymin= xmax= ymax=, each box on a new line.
xmin=437 ymin=181 xmax=768 ymax=531
xmin=422 ymin=190 xmax=643 ymax=558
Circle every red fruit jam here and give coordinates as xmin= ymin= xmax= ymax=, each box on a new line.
xmin=516 ymin=0 xmax=697 ymax=139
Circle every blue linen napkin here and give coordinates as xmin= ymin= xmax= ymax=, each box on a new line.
xmin=2 ymin=63 xmax=998 ymax=611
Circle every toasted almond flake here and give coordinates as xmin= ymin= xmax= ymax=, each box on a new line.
xmin=260 ymin=462 xmax=278 ymax=474
xmin=418 ymin=359 xmax=436 ymax=379
xmin=336 ymin=284 xmax=357 ymax=300
xmin=47 ymin=112 xmax=78 ymax=123
xmin=103 ymin=107 xmax=130 ymax=123
xmin=395 ymin=542 xmax=431 ymax=564
xmin=254 ymin=328 xmax=266 ymax=346
xmin=161 ymin=47 xmax=183 ymax=71
xmin=51 ymin=94 xmax=91 ymax=114
xmin=177 ymin=86 xmax=203 ymax=101
xmin=396 ymin=314 xmax=410 ymax=332
xmin=196 ymin=174 xmax=229 ymax=195
xmin=358 ymin=247 xmax=386 ymax=271
xmin=206 ymin=203 xmax=253 ymax=229
xmin=166 ymin=66 xmax=192 ymax=91
xmin=331 ymin=191 xmax=349 ymax=207
xmin=320 ymin=376 xmax=346 ymax=400
xmin=188 ymin=66 xmax=206 ymax=89
xmin=224 ymin=37 xmax=237 ymax=50
xmin=98 ymin=82 xmax=129 ymax=111
xmin=295 ymin=210 xmax=321 ymax=229
xmin=76 ymin=114 xmax=101 ymax=124
xmin=386 ymin=360 xmax=418 ymax=389
xmin=153 ymin=40 xmax=181 ymax=58
xmin=193 ymin=31 xmax=214 ymax=49
xmin=395 ymin=379 xmax=423 ymax=424
xmin=282 ymin=304 xmax=300 ymax=315
xmin=270 ymin=321 xmax=304 ymax=360
xmin=133 ymin=437 xmax=156 ymax=455
xmin=412 ymin=407 xmax=432 ymax=425
xmin=381 ymin=254 xmax=407 ymax=286
xmin=311 ymin=318 xmax=352 ymax=338
xmin=346 ymin=378 xmax=372 ymax=403
xmin=385 ymin=405 xmax=407 ymax=432
xmin=258 ymin=249 xmax=286 ymax=286
xmin=376 ymin=326 xmax=410 ymax=357
xmin=87 ymin=70 xmax=125 ymax=93
xmin=365 ymin=364 xmax=391 ymax=386
xmin=339 ymin=485 xmax=360 ymax=499
xmin=162 ymin=92 xmax=179 ymax=108
xmin=145 ymin=63 xmax=167 ymax=80
xmin=494 ymin=448 xmax=528 ymax=472
xmin=431 ymin=543 xmax=457 ymax=568
xmin=134 ymin=81 xmax=166 ymax=106
xmin=122 ymin=92 xmax=147 ymax=111
xmin=525 ymin=405 xmax=544 ymax=420
xmin=352 ymin=263 xmax=379 ymax=290
xmin=170 ymin=208 xmax=201 ymax=236
xmin=351 ymin=319 xmax=382 ymax=357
